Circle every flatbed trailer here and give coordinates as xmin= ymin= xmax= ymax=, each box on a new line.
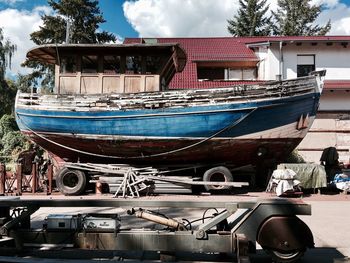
xmin=0 ymin=197 xmax=313 ymax=262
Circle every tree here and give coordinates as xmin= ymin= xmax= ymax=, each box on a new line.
xmin=23 ymin=0 xmax=117 ymax=91
xmin=0 ymin=28 xmax=16 ymax=81
xmin=272 ymin=0 xmax=331 ymax=36
xmin=30 ymin=0 xmax=116 ymax=45
xmin=0 ymin=28 xmax=16 ymax=116
xmin=227 ymin=0 xmax=272 ymax=36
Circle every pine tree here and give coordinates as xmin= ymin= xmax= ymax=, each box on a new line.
xmin=23 ymin=0 xmax=116 ymax=91
xmin=272 ymin=0 xmax=331 ymax=36
xmin=30 ymin=0 xmax=116 ymax=45
xmin=227 ymin=0 xmax=272 ymax=36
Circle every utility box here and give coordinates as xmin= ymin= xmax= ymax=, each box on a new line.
xmin=82 ymin=214 xmax=121 ymax=231
xmin=46 ymin=214 xmax=80 ymax=230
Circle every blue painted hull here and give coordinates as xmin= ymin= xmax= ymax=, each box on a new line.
xmin=16 ymin=90 xmax=320 ymax=165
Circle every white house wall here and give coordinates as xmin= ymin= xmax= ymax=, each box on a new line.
xmin=319 ymin=90 xmax=350 ymax=111
xmin=261 ymin=42 xmax=350 ymax=80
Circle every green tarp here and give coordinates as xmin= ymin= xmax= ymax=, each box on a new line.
xmin=277 ymin=163 xmax=327 ymax=189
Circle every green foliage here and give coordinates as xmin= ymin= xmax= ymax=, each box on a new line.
xmin=1 ymin=131 xmax=26 ymax=157
xmin=272 ymin=0 xmax=331 ymax=36
xmin=0 ymin=114 xmax=18 ymax=138
xmin=22 ymin=0 xmax=117 ymax=92
xmin=31 ymin=0 xmax=116 ymax=45
xmin=0 ymin=80 xmax=16 ymax=116
xmin=227 ymin=0 xmax=272 ymax=36
xmin=0 ymin=114 xmax=28 ymax=163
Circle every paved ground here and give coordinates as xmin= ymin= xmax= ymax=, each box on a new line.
xmin=3 ymin=191 xmax=350 ymax=262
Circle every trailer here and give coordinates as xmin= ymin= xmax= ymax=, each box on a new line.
xmin=0 ymin=197 xmax=314 ymax=262
xmin=56 ymin=162 xmax=250 ymax=196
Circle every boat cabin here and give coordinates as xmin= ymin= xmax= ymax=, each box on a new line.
xmin=26 ymin=43 xmax=187 ymax=94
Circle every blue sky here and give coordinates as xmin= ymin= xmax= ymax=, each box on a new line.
xmin=1 ymin=0 xmax=350 ymax=76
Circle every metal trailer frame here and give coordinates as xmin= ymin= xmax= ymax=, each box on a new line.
xmin=58 ymin=162 xmax=250 ymax=197
xmin=0 ymin=198 xmax=313 ymax=263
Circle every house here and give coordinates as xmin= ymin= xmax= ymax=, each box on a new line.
xmin=125 ymin=36 xmax=350 ymax=165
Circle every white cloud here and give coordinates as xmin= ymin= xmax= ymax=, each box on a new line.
xmin=123 ymin=0 xmax=239 ymax=37
xmin=315 ymin=1 xmax=350 ymax=35
xmin=0 ymin=6 xmax=52 ymax=77
xmin=123 ymin=0 xmax=350 ymax=37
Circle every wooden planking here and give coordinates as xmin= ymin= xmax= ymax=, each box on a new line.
xmin=145 ymin=75 xmax=158 ymax=92
xmin=124 ymin=76 xmax=142 ymax=93
xmin=59 ymin=76 xmax=78 ymax=94
xmin=102 ymin=76 xmax=122 ymax=93
xmin=58 ymin=74 xmax=160 ymax=95
xmin=81 ymin=76 xmax=99 ymax=94
xmin=18 ymin=75 xmax=318 ymax=111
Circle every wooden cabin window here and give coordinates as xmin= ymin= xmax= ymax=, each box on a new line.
xmin=103 ymin=55 xmax=121 ymax=74
xmin=146 ymin=56 xmax=162 ymax=74
xmin=82 ymin=55 xmax=98 ymax=73
xmin=60 ymin=55 xmax=76 ymax=73
xmin=126 ymin=56 xmax=142 ymax=74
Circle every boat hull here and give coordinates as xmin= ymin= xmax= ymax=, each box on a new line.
xmin=16 ymin=87 xmax=320 ymax=166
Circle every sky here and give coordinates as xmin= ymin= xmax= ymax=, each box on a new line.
xmin=1 ymin=0 xmax=350 ymax=77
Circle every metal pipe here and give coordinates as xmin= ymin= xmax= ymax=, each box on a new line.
xmin=279 ymin=41 xmax=284 ymax=80
xmin=135 ymin=210 xmax=186 ymax=231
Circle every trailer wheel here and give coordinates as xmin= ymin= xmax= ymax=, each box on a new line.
xmin=56 ymin=168 xmax=86 ymax=196
xmin=265 ymin=248 xmax=304 ymax=263
xmin=203 ymin=166 xmax=233 ymax=191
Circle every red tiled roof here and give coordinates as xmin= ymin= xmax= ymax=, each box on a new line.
xmin=324 ymin=80 xmax=350 ymax=90
xmin=124 ymin=36 xmax=350 ymax=89
xmin=125 ymin=37 xmax=258 ymax=89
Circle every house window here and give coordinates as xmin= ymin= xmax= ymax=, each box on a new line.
xmin=297 ymin=55 xmax=315 ymax=77
xmin=225 ymin=68 xmax=256 ymax=80
xmin=197 ymin=67 xmax=225 ymax=80
xmin=197 ymin=65 xmax=256 ymax=81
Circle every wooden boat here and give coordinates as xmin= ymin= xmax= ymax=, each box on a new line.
xmin=15 ymin=43 xmax=325 ymax=167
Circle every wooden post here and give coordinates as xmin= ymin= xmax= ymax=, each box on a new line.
xmin=31 ymin=162 xmax=38 ymax=194
xmin=16 ymin=164 xmax=22 ymax=196
xmin=0 ymin=163 xmax=5 ymax=195
xmin=47 ymin=163 xmax=53 ymax=195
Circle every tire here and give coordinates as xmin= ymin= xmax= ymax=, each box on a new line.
xmin=56 ymin=168 xmax=87 ymax=196
xmin=202 ymin=166 xmax=233 ymax=191
xmin=265 ymin=248 xmax=304 ymax=263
